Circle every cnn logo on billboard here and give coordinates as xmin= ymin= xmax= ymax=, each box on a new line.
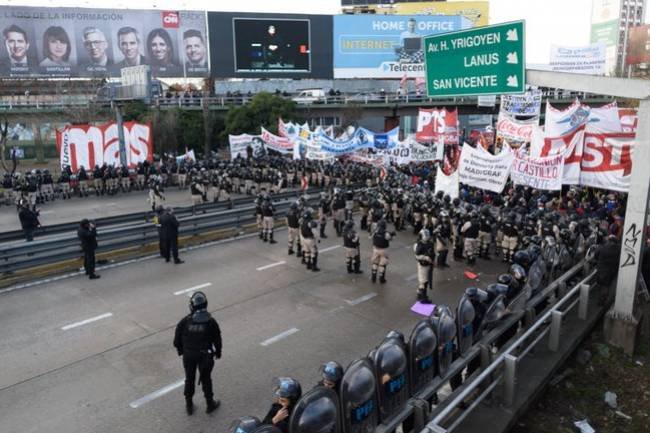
xmin=162 ymin=11 xmax=180 ymax=28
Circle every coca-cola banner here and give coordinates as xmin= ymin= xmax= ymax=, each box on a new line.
xmin=496 ymin=112 xmax=538 ymax=147
xmin=56 ymin=121 xmax=153 ymax=171
xmin=415 ymin=108 xmax=459 ymax=144
xmin=580 ymin=128 xmax=635 ymax=192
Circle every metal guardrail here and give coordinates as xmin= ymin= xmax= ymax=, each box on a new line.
xmin=0 ymin=186 xmax=329 ymax=243
xmin=364 ymin=260 xmax=593 ymax=433
xmin=423 ymin=265 xmax=597 ymax=433
xmin=0 ymin=184 xmax=362 ymax=275
xmin=0 ymin=90 xmax=612 ymax=111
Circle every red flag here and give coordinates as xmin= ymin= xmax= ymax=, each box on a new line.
xmin=300 ymin=176 xmax=308 ymax=191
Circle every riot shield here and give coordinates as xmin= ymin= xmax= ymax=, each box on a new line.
xmin=340 ymin=358 xmax=379 ymax=433
xmin=434 ymin=308 xmax=457 ymax=377
xmin=558 ymin=244 xmax=573 ymax=271
xmin=252 ymin=426 xmax=283 ymax=433
xmin=408 ymin=320 xmax=437 ymax=395
xmin=289 ymin=386 xmax=341 ymax=433
xmin=456 ymin=296 xmax=476 ymax=356
xmin=476 ymin=294 xmax=507 ymax=337
xmin=527 ymin=258 xmax=545 ymax=296
xmin=371 ymin=336 xmax=410 ymax=422
xmin=228 ymin=416 xmax=261 ymax=433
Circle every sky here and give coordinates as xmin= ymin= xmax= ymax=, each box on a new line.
xmin=2 ymin=0 xmax=647 ymax=64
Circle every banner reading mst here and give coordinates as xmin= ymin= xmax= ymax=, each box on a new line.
xmin=0 ymin=6 xmax=209 ymax=78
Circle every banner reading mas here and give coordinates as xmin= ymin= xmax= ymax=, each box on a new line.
xmin=0 ymin=6 xmax=209 ymax=78
xmin=333 ymin=14 xmax=471 ymax=79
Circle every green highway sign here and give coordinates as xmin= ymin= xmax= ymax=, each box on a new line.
xmin=424 ymin=20 xmax=525 ymax=97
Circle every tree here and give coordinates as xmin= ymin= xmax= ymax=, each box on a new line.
xmin=122 ymin=100 xmax=151 ymax=122
xmin=222 ymin=92 xmax=298 ymax=139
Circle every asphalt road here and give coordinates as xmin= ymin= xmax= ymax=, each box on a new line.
xmin=0 ymin=187 xmax=209 ymax=229
xmin=0 ymin=219 xmax=507 ymax=433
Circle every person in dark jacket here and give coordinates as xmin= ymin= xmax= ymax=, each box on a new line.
xmin=173 ymin=291 xmax=222 ymax=415
xmin=262 ymin=377 xmax=302 ymax=433
xmin=594 ymin=234 xmax=621 ymax=305
xmin=77 ymin=218 xmax=100 ymax=279
xmin=18 ymin=202 xmax=40 ymax=241
xmin=159 ymin=207 xmax=184 ymax=264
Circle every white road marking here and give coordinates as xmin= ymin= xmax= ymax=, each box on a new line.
xmin=129 ymin=379 xmax=185 ymax=408
xmin=256 ymin=261 xmax=286 ymax=271
xmin=320 ymin=245 xmax=341 ymax=253
xmin=39 ymin=210 xmax=54 ymax=215
xmin=61 ymin=312 xmax=113 ymax=331
xmin=405 ymin=274 xmax=418 ymax=282
xmin=346 ymin=292 xmax=378 ymax=306
xmin=173 ymin=282 xmax=212 ymax=296
xmin=260 ymin=328 xmax=299 ymax=346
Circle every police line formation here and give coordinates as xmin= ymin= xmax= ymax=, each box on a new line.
xmin=4 ymin=151 xmax=624 ymax=431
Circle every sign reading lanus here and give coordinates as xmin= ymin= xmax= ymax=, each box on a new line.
xmin=424 ymin=20 xmax=525 ymax=97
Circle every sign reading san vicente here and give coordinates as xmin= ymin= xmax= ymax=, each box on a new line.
xmin=425 ymin=20 xmax=525 ymax=97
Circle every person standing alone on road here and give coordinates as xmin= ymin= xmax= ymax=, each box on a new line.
xmin=77 ymin=219 xmax=100 ymax=279
xmin=159 ymin=207 xmax=184 ymax=264
xmin=174 ymin=291 xmax=222 ymax=415
xmin=18 ymin=201 xmax=40 ymax=242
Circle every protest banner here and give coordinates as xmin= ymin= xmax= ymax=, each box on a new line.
xmin=228 ymin=133 xmax=265 ymax=159
xmin=57 ymin=121 xmax=152 ymax=171
xmin=458 ymin=143 xmax=514 ymax=193
xmin=580 ymin=128 xmax=635 ymax=192
xmin=510 ymin=153 xmax=564 ymax=190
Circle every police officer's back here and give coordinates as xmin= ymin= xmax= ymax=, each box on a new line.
xmin=173 ymin=291 xmax=222 ymax=414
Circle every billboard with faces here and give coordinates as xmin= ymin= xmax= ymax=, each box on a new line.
xmin=0 ymin=6 xmax=209 ymax=78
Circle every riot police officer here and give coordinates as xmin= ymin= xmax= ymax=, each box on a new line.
xmin=262 ymin=197 xmax=277 ymax=244
xmin=318 ymin=191 xmax=331 ymax=239
xmin=501 ymin=214 xmax=520 ymax=263
xmin=414 ymin=229 xmax=435 ymax=304
xmin=262 ymin=377 xmax=302 ymax=433
xmin=300 ymin=209 xmax=320 ymax=271
xmin=190 ymin=174 xmax=205 ymax=214
xmin=173 ymin=291 xmax=222 ymax=415
xmin=478 ymin=206 xmax=494 ymax=259
xmin=318 ymin=361 xmax=343 ymax=391
xmin=461 ymin=212 xmax=480 ymax=265
xmin=343 ymin=220 xmax=363 ymax=274
xmin=332 ymin=190 xmax=346 ymax=236
xmin=286 ymin=202 xmax=301 ymax=256
xmin=435 ymin=211 xmax=452 ymax=268
xmin=370 ymin=219 xmax=394 ymax=283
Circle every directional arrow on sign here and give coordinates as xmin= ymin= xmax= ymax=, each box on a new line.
xmin=507 ymin=52 xmax=519 ymax=64
xmin=507 ymin=75 xmax=519 ymax=87
xmin=506 ymin=28 xmax=519 ymax=41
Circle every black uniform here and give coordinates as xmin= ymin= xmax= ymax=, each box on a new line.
xmin=18 ymin=206 xmax=40 ymax=242
xmin=160 ymin=211 xmax=182 ymax=263
xmin=173 ymin=310 xmax=222 ymax=404
xmin=77 ymin=221 xmax=99 ymax=278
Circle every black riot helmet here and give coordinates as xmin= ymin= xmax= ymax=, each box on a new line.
xmin=527 ymin=244 xmax=542 ymax=262
xmin=189 ymin=291 xmax=208 ymax=313
xmin=227 ymin=416 xmax=262 ymax=433
xmin=344 ymin=220 xmax=354 ymax=232
xmin=512 ymin=250 xmax=531 ymax=269
xmin=443 ymin=194 xmax=451 ymax=204
xmin=385 ymin=329 xmax=405 ymax=343
xmin=509 ymin=264 xmax=527 ymax=284
xmin=273 ymin=377 xmax=302 ymax=403
xmin=497 ymin=274 xmax=513 ymax=287
xmin=377 ymin=219 xmax=387 ymax=232
xmin=320 ymin=361 xmax=344 ymax=384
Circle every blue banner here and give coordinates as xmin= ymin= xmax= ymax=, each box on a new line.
xmin=333 ymin=14 xmax=471 ymax=78
xmin=315 ymin=127 xmax=399 ymax=155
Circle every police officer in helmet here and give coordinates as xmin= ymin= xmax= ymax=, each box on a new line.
xmin=318 ymin=361 xmax=343 ymax=391
xmin=262 ymin=377 xmax=302 ymax=433
xmin=173 ymin=291 xmax=222 ymax=415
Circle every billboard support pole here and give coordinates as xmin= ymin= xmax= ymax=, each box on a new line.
xmin=526 ymin=68 xmax=650 ymax=355
xmin=115 ymin=104 xmax=127 ymax=168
